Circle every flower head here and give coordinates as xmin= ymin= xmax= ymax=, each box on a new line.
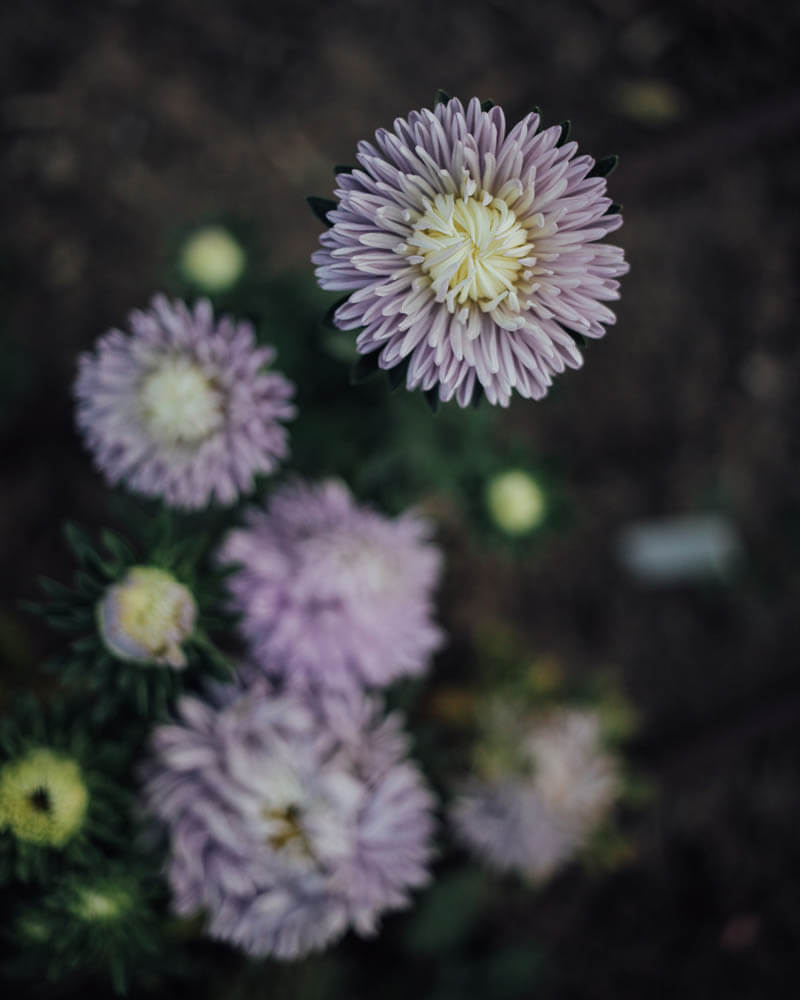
xmin=0 ymin=749 xmax=88 ymax=848
xmin=179 ymin=225 xmax=246 ymax=293
xmin=97 ymin=566 xmax=197 ymax=669
xmin=451 ymin=706 xmax=619 ymax=881
xmin=219 ymin=480 xmax=443 ymax=694
xmin=313 ymin=96 xmax=628 ymax=406
xmin=75 ymin=295 xmax=295 ymax=509
xmin=0 ymin=696 xmax=133 ymax=883
xmin=143 ymin=680 xmax=435 ymax=959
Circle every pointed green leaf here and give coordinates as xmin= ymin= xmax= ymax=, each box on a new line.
xmin=424 ymin=388 xmax=440 ymax=413
xmin=589 ymin=154 xmax=619 ymax=178
xmin=306 ymin=197 xmax=337 ymax=228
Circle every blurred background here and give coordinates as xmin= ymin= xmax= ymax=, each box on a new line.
xmin=2 ymin=0 xmax=800 ymax=996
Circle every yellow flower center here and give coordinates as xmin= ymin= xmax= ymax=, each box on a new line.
xmin=0 ymin=749 xmax=89 ymax=847
xmin=407 ymin=192 xmax=533 ymax=313
xmin=139 ymin=357 xmax=224 ymax=447
xmin=262 ymin=804 xmax=313 ymax=858
xmin=97 ymin=566 xmax=197 ymax=668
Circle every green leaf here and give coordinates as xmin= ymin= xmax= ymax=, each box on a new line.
xmin=589 ymin=154 xmax=619 ymax=178
xmin=482 ymin=945 xmax=543 ymax=998
xmin=306 ymin=197 xmax=337 ymax=228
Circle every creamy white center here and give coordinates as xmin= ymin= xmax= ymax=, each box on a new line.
xmin=139 ymin=357 xmax=224 ymax=446
xmin=408 ymin=192 xmax=533 ymax=312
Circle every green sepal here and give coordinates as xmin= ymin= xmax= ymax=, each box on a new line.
xmin=556 ymin=120 xmax=572 ymax=147
xmin=605 ymin=201 xmax=623 ymax=215
xmin=471 ymin=384 xmax=485 ymax=409
xmin=322 ymin=295 xmax=350 ymax=329
xmin=387 ymin=357 xmax=411 ymax=391
xmin=424 ymin=388 xmax=440 ymax=414
xmin=333 ymin=164 xmax=355 ymax=175
xmin=481 ymin=99 xmax=495 ymax=112
xmin=350 ymin=351 xmax=382 ymax=384
xmin=589 ymin=154 xmax=619 ymax=178
xmin=435 ymin=89 xmax=451 ymax=106
xmin=306 ymin=196 xmax=337 ymax=228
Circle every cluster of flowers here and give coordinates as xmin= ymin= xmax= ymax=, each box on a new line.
xmin=0 ymin=94 xmax=630 ymax=990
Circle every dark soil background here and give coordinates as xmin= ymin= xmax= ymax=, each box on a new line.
xmin=2 ymin=0 xmax=800 ymax=996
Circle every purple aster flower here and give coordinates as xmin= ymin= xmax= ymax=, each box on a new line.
xmin=313 ymin=96 xmax=628 ymax=406
xmin=74 ymin=295 xmax=295 ymax=509
xmin=451 ymin=707 xmax=619 ymax=881
xmin=142 ymin=679 xmax=435 ymax=959
xmin=218 ymin=479 xmax=443 ymax=693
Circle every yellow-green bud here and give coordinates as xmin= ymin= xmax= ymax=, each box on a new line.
xmin=97 ymin=566 xmax=196 ymax=669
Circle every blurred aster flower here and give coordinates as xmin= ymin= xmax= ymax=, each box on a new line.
xmin=313 ymin=95 xmax=628 ymax=406
xmin=451 ymin=706 xmax=620 ymax=881
xmin=143 ymin=679 xmax=435 ymax=960
xmin=75 ymin=295 xmax=295 ymax=509
xmin=219 ymin=479 xmax=443 ymax=694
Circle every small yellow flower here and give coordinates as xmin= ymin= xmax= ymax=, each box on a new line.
xmin=0 ymin=748 xmax=89 ymax=847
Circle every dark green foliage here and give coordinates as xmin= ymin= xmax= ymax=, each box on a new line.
xmin=5 ymin=858 xmax=173 ymax=995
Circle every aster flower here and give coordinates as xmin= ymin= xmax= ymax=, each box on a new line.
xmin=7 ymin=860 xmax=167 ymax=994
xmin=75 ymin=295 xmax=295 ymax=509
xmin=313 ymin=95 xmax=628 ymax=407
xmin=451 ymin=705 xmax=620 ymax=882
xmin=142 ymin=679 xmax=436 ymax=960
xmin=0 ymin=696 xmax=130 ymax=883
xmin=32 ymin=522 xmax=230 ymax=718
xmin=219 ymin=479 xmax=443 ymax=694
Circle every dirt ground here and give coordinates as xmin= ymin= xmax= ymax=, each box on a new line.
xmin=2 ymin=1 xmax=800 ymax=996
